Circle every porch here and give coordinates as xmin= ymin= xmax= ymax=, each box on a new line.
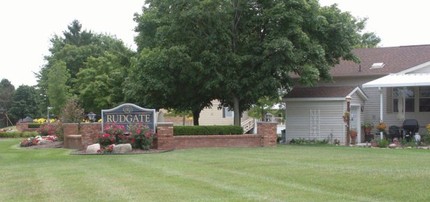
xmin=362 ymin=72 xmax=430 ymax=141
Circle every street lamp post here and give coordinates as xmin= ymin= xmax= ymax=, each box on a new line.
xmin=47 ymin=107 xmax=53 ymax=123
xmin=345 ymin=96 xmax=352 ymax=146
xmin=87 ymin=112 xmax=96 ymax=122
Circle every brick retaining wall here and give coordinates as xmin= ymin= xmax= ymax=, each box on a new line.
xmin=16 ymin=123 xmax=39 ymax=132
xmin=174 ymin=134 xmax=262 ymax=149
xmin=160 ymin=121 xmax=277 ymax=150
xmin=17 ymin=122 xmax=277 ymax=150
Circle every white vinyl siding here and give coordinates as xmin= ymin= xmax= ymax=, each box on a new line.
xmin=223 ymin=107 xmax=234 ymax=118
xmin=199 ymin=100 xmax=250 ymax=126
xmin=285 ymin=101 xmax=345 ymax=143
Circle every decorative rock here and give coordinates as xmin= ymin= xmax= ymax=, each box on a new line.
xmin=38 ymin=139 xmax=50 ymax=145
xmin=86 ymin=143 xmax=101 ymax=154
xmin=113 ymin=144 xmax=132 ymax=154
xmin=393 ymin=138 xmax=400 ymax=145
xmin=388 ymin=143 xmax=397 ymax=149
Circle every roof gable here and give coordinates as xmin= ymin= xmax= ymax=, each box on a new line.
xmin=363 ymin=73 xmax=430 ymax=88
xmin=284 ymin=86 xmax=368 ymax=101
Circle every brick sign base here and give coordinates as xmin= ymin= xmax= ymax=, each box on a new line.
xmin=18 ymin=122 xmax=277 ymax=150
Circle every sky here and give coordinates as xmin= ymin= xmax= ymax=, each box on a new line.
xmin=1 ymin=0 xmax=430 ymax=88
xmin=0 ymin=0 xmax=144 ymax=87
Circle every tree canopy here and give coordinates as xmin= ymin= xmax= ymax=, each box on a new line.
xmin=128 ymin=0 xmax=229 ymax=125
xmin=0 ymin=79 xmax=15 ymax=127
xmin=8 ymin=85 xmax=38 ymax=121
xmin=37 ymin=20 xmax=135 ymax=116
xmin=47 ymin=60 xmax=71 ymax=115
xmin=0 ymin=79 xmax=15 ymax=112
xmin=131 ymin=0 xmax=375 ymax=125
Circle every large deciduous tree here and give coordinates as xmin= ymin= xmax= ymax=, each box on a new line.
xmin=0 ymin=79 xmax=15 ymax=112
xmin=8 ymin=85 xmax=38 ymax=121
xmin=132 ymin=0 xmax=376 ymax=126
xmin=76 ymin=52 xmax=128 ymax=113
xmin=37 ymin=20 xmax=134 ymax=114
xmin=47 ymin=60 xmax=71 ymax=115
xmin=0 ymin=79 xmax=15 ymax=127
xmin=128 ymin=0 xmax=227 ymax=125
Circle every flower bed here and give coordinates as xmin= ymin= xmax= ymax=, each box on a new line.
xmin=20 ymin=135 xmax=59 ymax=147
xmin=19 ymin=123 xmax=60 ymax=147
xmin=96 ymin=123 xmax=155 ymax=154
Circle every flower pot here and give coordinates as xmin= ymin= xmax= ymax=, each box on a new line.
xmin=349 ymin=130 xmax=357 ymax=145
xmin=364 ymin=127 xmax=372 ymax=135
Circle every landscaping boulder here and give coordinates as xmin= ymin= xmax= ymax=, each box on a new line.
xmin=389 ymin=143 xmax=398 ymax=149
xmin=86 ymin=143 xmax=100 ymax=154
xmin=38 ymin=139 xmax=50 ymax=145
xmin=113 ymin=144 xmax=132 ymax=154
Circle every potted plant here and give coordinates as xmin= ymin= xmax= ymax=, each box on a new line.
xmin=349 ymin=129 xmax=358 ymax=145
xmin=375 ymin=122 xmax=387 ymax=139
xmin=343 ymin=112 xmax=350 ymax=123
xmin=376 ymin=122 xmax=387 ymax=133
xmin=362 ymin=122 xmax=373 ymax=133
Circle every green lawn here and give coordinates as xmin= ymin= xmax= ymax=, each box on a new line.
xmin=1 ymin=139 xmax=430 ymax=202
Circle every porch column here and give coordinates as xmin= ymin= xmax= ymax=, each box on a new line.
xmin=345 ymin=96 xmax=351 ymax=146
xmin=378 ymin=87 xmax=384 ymax=139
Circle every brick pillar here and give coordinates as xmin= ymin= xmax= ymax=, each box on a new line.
xmin=156 ymin=122 xmax=174 ymax=150
xmin=80 ymin=123 xmax=102 ymax=148
xmin=16 ymin=123 xmax=25 ymax=132
xmin=62 ymin=123 xmax=79 ymax=136
xmin=257 ymin=122 xmax=277 ymax=147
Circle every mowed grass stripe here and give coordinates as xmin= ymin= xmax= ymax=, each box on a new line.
xmin=145 ymin=148 xmax=347 ymax=201
xmin=174 ymin=146 xmax=430 ymax=201
xmin=175 ymin=149 xmax=363 ymax=201
xmin=126 ymin=155 xmax=260 ymax=201
xmin=2 ymin=139 xmax=430 ymax=201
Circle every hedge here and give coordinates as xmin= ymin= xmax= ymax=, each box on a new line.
xmin=28 ymin=123 xmax=42 ymax=128
xmin=173 ymin=125 xmax=243 ymax=136
xmin=0 ymin=131 xmax=38 ymax=138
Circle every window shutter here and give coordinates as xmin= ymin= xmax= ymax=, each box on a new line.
xmin=386 ymin=87 xmax=393 ymax=113
xmin=222 ymin=107 xmax=226 ymax=118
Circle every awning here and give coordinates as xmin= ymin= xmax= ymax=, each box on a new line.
xmin=362 ymin=73 xmax=430 ymax=88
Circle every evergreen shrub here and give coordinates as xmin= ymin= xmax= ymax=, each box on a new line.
xmin=28 ymin=123 xmax=42 ymax=128
xmin=0 ymin=131 xmax=38 ymax=138
xmin=174 ymin=126 xmax=243 ymax=136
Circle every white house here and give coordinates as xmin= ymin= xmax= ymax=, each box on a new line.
xmin=199 ymin=100 xmax=255 ymax=133
xmin=283 ymin=45 xmax=430 ymax=144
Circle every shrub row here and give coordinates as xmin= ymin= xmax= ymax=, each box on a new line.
xmin=289 ymin=138 xmax=329 ymax=145
xmin=0 ymin=131 xmax=38 ymax=138
xmin=173 ymin=126 xmax=243 ymax=136
xmin=28 ymin=123 xmax=42 ymax=128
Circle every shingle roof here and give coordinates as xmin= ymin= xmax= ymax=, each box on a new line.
xmin=331 ymin=45 xmax=430 ymax=77
xmin=285 ymin=86 xmax=357 ymax=98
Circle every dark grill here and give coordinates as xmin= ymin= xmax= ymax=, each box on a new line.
xmin=402 ymin=119 xmax=419 ymax=141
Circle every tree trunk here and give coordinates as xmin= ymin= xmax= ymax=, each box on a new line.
xmin=231 ymin=0 xmax=241 ymax=127
xmin=233 ymin=96 xmax=241 ymax=126
xmin=192 ymin=109 xmax=200 ymax=126
xmin=261 ymin=107 xmax=265 ymax=121
xmin=182 ymin=115 xmax=186 ymax=126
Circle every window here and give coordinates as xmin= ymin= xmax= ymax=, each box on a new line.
xmin=370 ymin=62 xmax=385 ymax=69
xmin=393 ymin=87 xmax=414 ymax=112
xmin=223 ymin=107 xmax=234 ymax=118
xmin=419 ymin=87 xmax=430 ymax=112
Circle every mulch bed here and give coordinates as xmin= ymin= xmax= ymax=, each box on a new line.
xmin=19 ymin=140 xmax=172 ymax=154
xmin=20 ymin=141 xmax=64 ymax=149
xmin=70 ymin=148 xmax=172 ymax=155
